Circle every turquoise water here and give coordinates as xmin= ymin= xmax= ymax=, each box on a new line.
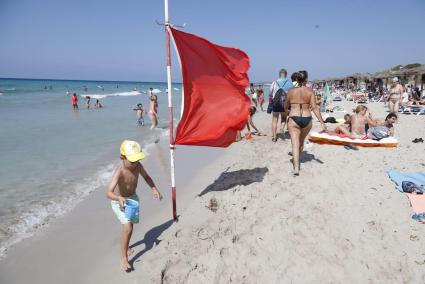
xmin=0 ymin=78 xmax=182 ymax=256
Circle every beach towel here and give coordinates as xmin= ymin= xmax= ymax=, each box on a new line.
xmin=385 ymin=169 xmax=425 ymax=222
xmin=308 ymin=131 xmax=398 ymax=147
xmin=385 ymin=169 xmax=425 ymax=193
xmin=408 ymin=194 xmax=425 ymax=214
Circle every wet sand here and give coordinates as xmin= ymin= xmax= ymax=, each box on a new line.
xmin=0 ymin=137 xmax=224 ymax=284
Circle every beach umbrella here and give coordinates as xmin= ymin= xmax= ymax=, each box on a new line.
xmin=323 ymin=82 xmax=332 ymax=104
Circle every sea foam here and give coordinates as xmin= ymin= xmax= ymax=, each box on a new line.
xmin=0 ymin=129 xmax=170 ymax=259
xmin=0 ymin=164 xmax=115 ymax=259
xmin=80 ymin=90 xmax=141 ymax=99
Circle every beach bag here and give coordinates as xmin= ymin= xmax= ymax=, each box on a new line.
xmin=367 ymin=126 xmax=390 ymax=140
xmin=402 ymin=181 xmax=424 ymax=194
xmin=266 ymin=103 xmax=273 ymax=113
xmin=266 ymin=94 xmax=273 ymax=113
xmin=324 ymin=117 xmax=337 ymax=123
xmin=272 ymin=80 xmax=288 ymax=108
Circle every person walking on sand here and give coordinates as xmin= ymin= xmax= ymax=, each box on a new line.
xmin=149 ymin=95 xmax=158 ymax=129
xmin=245 ymin=83 xmax=257 ymax=107
xmin=257 ymin=85 xmax=265 ymax=111
xmin=71 ymin=93 xmax=78 ymax=110
xmin=269 ymin=68 xmax=293 ymax=142
xmin=106 ymin=140 xmax=162 ymax=272
xmin=388 ymin=77 xmax=403 ymax=113
xmin=285 ymin=71 xmax=326 ymax=176
xmin=133 ymin=103 xmax=145 ymax=126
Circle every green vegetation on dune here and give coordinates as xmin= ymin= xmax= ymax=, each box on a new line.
xmin=392 ymin=63 xmax=421 ymax=71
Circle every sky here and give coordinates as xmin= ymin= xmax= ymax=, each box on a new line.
xmin=0 ymin=0 xmax=424 ymax=82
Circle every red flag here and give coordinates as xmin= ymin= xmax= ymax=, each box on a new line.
xmin=171 ymin=27 xmax=251 ymax=147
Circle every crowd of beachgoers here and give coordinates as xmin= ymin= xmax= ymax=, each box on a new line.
xmin=243 ymin=69 xmax=425 ymax=175
xmin=58 ymin=69 xmax=425 ymax=273
xmin=131 ymin=79 xmax=424 ymax=282
xmin=2 ymin=72 xmax=424 ymax=282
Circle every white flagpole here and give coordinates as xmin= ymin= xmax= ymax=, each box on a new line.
xmin=164 ymin=0 xmax=177 ymax=221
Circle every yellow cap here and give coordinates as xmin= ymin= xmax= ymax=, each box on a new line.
xmin=120 ymin=140 xmax=145 ymax=162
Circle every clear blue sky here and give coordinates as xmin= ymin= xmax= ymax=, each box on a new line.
xmin=0 ymin=0 xmax=424 ymax=82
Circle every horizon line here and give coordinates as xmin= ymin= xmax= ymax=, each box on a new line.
xmin=0 ymin=77 xmax=183 ymax=84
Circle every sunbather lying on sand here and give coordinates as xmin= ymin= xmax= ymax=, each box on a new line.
xmin=331 ymin=106 xmax=376 ymax=138
xmin=349 ymin=105 xmax=377 ymax=138
xmin=334 ymin=114 xmax=351 ymax=136
xmin=407 ymin=100 xmax=425 ymax=106
xmin=367 ymin=112 xmax=397 ymax=140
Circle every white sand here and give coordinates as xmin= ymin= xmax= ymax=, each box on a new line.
xmin=1 ymin=101 xmax=424 ymax=283
xmin=133 ymin=101 xmax=425 ymax=283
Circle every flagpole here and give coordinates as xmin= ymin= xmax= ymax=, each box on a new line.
xmin=164 ymin=0 xmax=177 ymax=222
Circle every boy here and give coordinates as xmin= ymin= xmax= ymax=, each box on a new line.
xmin=132 ymin=103 xmax=144 ymax=126
xmin=106 ymin=140 xmax=162 ymax=272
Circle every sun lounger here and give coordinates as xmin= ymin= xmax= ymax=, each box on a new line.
xmin=400 ymin=106 xmax=425 ymax=115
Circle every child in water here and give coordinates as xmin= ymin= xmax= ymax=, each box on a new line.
xmin=133 ymin=103 xmax=144 ymax=126
xmin=95 ymin=99 xmax=103 ymax=108
xmin=106 ymin=140 xmax=162 ymax=272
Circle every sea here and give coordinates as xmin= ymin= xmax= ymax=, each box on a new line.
xmin=0 ymin=78 xmax=183 ymax=257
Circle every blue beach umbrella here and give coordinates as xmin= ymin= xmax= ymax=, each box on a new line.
xmin=323 ymin=82 xmax=331 ymax=104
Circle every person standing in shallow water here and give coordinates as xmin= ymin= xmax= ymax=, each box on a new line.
xmin=95 ymin=99 xmax=103 ymax=108
xmin=133 ymin=103 xmax=145 ymax=126
xmin=148 ymin=95 xmax=158 ymax=129
xmin=285 ymin=71 xmax=326 ymax=176
xmin=71 ymin=93 xmax=78 ymax=110
xmin=85 ymin=96 xmax=91 ymax=109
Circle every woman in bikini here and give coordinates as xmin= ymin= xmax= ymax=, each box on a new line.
xmin=388 ymin=77 xmax=403 ymax=113
xmin=284 ymin=71 xmax=326 ymax=176
xmin=149 ymin=94 xmax=158 ymax=129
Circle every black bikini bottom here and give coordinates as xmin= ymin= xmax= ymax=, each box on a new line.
xmin=290 ymin=116 xmax=312 ymax=129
